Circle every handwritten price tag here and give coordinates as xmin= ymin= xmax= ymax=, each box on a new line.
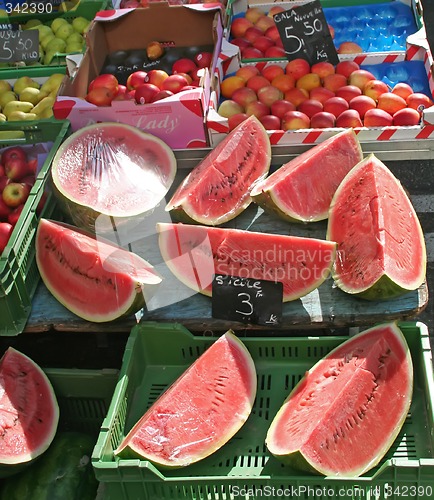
xmin=0 ymin=30 xmax=39 ymax=63
xmin=273 ymin=0 xmax=338 ymax=65
xmin=212 ymin=275 xmax=283 ymax=326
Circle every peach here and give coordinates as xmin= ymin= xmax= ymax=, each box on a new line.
xmin=337 ymin=41 xmax=363 ymax=54
xmin=335 ymin=109 xmax=363 ymax=128
xmin=244 ymin=26 xmax=264 ymax=44
xmin=336 ymin=84 xmax=362 ymax=103
xmin=232 ymin=86 xmax=258 ymax=109
xmin=363 ymin=79 xmax=389 ymax=101
xmin=348 ymin=69 xmax=376 ymax=90
xmin=281 ymin=110 xmax=311 ymax=130
xmin=310 ymin=111 xmax=336 ymax=128
xmin=284 ymin=87 xmax=309 ymax=106
xmin=364 ymin=108 xmax=393 ymax=127
xmin=245 ymin=100 xmax=270 ymax=119
xmin=253 ymin=35 xmax=275 ymax=54
xmin=285 ymin=58 xmax=311 ymax=80
xmin=392 ymin=107 xmax=421 ymax=126
xmin=264 ymin=46 xmax=286 ymax=58
xmin=270 ymin=99 xmax=296 ymax=119
xmin=257 ymin=85 xmax=284 ymax=107
xmin=323 ymin=73 xmax=347 ymax=93
xmin=260 ymin=114 xmax=282 ymax=130
xmin=255 ymin=15 xmax=275 ymax=33
xmin=228 ymin=113 xmax=249 ymax=131
xmin=391 ymin=82 xmax=414 ymax=100
xmin=349 ymin=95 xmax=376 ymax=118
xmin=271 ymin=73 xmax=295 ymax=93
xmin=245 ymin=7 xmax=264 ymax=24
xmin=311 ymin=61 xmax=335 ymax=79
xmin=231 ymin=17 xmax=254 ymax=38
xmin=309 ymin=86 xmax=335 ymax=104
xmin=217 ymin=99 xmax=244 ymax=118
xmin=262 ymin=64 xmax=285 ymax=82
xmin=323 ymin=96 xmax=349 ymax=117
xmin=242 ymin=47 xmax=265 ymax=59
xmin=297 ymin=98 xmax=323 ymax=118
xmin=406 ymin=92 xmax=434 ymax=113
xmin=335 ymin=60 xmax=360 ymax=78
xmin=296 ymin=72 xmax=321 ymax=92
xmin=377 ymin=92 xmax=407 ymax=115
xmin=220 ymin=75 xmax=246 ymax=99
xmin=246 ymin=75 xmax=270 ymax=93
xmin=236 ymin=65 xmax=260 ymax=82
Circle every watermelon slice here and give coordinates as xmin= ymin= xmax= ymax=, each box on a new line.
xmin=250 ymin=129 xmax=363 ymax=223
xmin=36 ymin=219 xmax=162 ymax=322
xmin=157 ymin=223 xmax=337 ymax=301
xmin=166 ymin=115 xmax=271 ymax=226
xmin=115 ymin=330 xmax=257 ymax=468
xmin=327 ymin=154 xmax=426 ymax=300
xmin=266 ymin=322 xmax=413 ymax=477
xmin=0 ymin=348 xmax=59 ymax=477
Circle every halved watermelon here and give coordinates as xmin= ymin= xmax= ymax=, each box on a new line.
xmin=50 ymin=122 xmax=177 ymax=233
xmin=266 ymin=322 xmax=413 ymax=477
xmin=166 ymin=115 xmax=271 ymax=226
xmin=327 ymin=154 xmax=426 ymax=300
xmin=157 ymin=223 xmax=337 ymax=301
xmin=0 ymin=348 xmax=59 ymax=477
xmin=251 ymin=129 xmax=363 ymax=223
xmin=36 ymin=219 xmax=162 ymax=322
xmin=115 ymin=330 xmax=257 ymax=468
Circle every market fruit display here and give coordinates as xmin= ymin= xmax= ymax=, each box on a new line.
xmin=35 ymin=219 xmax=162 ymax=322
xmin=0 ymin=74 xmax=64 ymax=121
xmin=251 ymin=129 xmax=363 ymax=222
xmin=327 ymin=154 xmax=426 ymax=300
xmin=158 ymin=223 xmax=337 ymax=301
xmin=0 ymin=347 xmax=59 ymax=477
xmin=166 ymin=115 xmax=271 ymax=225
xmin=115 ymin=330 xmax=257 ymax=468
xmin=0 ymin=431 xmax=99 ymax=500
xmin=49 ymin=122 xmax=177 ymax=232
xmin=266 ymin=322 xmax=413 ymax=477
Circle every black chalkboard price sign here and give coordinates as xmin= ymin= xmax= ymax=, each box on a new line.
xmin=212 ymin=274 xmax=283 ymax=326
xmin=273 ymin=0 xmax=339 ymax=65
xmin=0 ymin=29 xmax=39 ymax=63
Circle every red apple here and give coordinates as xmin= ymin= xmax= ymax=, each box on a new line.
xmin=145 ymin=69 xmax=169 ymax=89
xmin=349 ymin=94 xmax=376 ymax=118
xmin=126 ymin=71 xmax=148 ymax=91
xmin=335 ymin=109 xmax=363 ymax=128
xmin=270 ymin=99 xmax=296 ymax=119
xmin=284 ymin=87 xmax=309 ymax=107
xmin=322 ymin=73 xmax=348 ymax=93
xmin=323 ymin=96 xmax=349 ymax=118
xmin=217 ymin=99 xmax=244 ymax=118
xmin=21 ymin=174 xmax=36 ymax=188
xmin=245 ymin=100 xmax=269 ymax=119
xmin=393 ymin=107 xmax=421 ymax=126
xmin=255 ymin=15 xmax=275 ymax=33
xmin=337 ymin=41 xmax=363 ymax=54
xmin=0 ymin=221 xmax=13 ymax=253
xmin=241 ymin=47 xmax=264 ymax=59
xmin=310 ymin=111 xmax=336 ymax=128
xmin=257 ymin=85 xmax=283 ymax=107
xmin=363 ymin=108 xmax=393 ymax=127
xmin=297 ymin=98 xmax=323 ymax=118
xmin=281 ymin=110 xmax=311 ymax=130
xmin=0 ymin=198 xmax=11 ymax=220
xmin=310 ymin=61 xmax=335 ymax=79
xmin=232 ymin=86 xmax=258 ymax=109
xmin=5 ymin=157 xmax=29 ymax=181
xmin=134 ymin=83 xmax=160 ymax=104
xmin=263 ymin=46 xmax=286 ymax=58
xmin=406 ymin=93 xmax=434 ymax=113
xmin=246 ymin=75 xmax=270 ymax=93
xmin=0 ymin=175 xmax=10 ymax=192
xmin=391 ymin=82 xmax=414 ymax=100
xmin=348 ymin=69 xmax=376 ymax=90
xmin=259 ymin=114 xmax=281 ymax=130
xmin=363 ymin=79 xmax=390 ymax=101
xmin=151 ymin=90 xmax=174 ymax=102
xmin=230 ymin=17 xmax=254 ymax=38
xmin=162 ymin=74 xmax=190 ymax=94
xmin=113 ymin=85 xmax=134 ymax=101
xmin=85 ymin=87 xmax=116 ymax=106
xmin=335 ymin=85 xmax=362 ymax=103
xmin=261 ymin=64 xmax=285 ymax=83
xmin=1 ymin=146 xmax=27 ymax=166
xmin=230 ymin=38 xmax=251 ymax=51
xmin=296 ymin=73 xmax=321 ymax=92
xmin=335 ymin=60 xmax=360 ymax=79
xmin=172 ymin=58 xmax=197 ymax=75
xmin=264 ymin=25 xmax=280 ymax=43
xmin=26 ymin=158 xmax=38 ymax=175
xmin=271 ymin=74 xmax=296 ymax=93
xmin=7 ymin=204 xmax=24 ymax=227
xmin=244 ymin=26 xmax=264 ymax=44
xmin=88 ymin=74 xmax=119 ymax=95
xmin=236 ymin=65 xmax=260 ymax=82
xmin=285 ymin=58 xmax=311 ymax=81
xmin=245 ymin=6 xmax=264 ymax=24
xmin=2 ymin=182 xmax=29 ymax=208
xmin=377 ymin=92 xmax=407 ymax=115
xmin=194 ymin=51 xmax=213 ymax=69
xmin=309 ymin=86 xmax=335 ymax=104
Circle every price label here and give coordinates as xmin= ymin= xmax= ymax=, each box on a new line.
xmin=0 ymin=29 xmax=39 ymax=63
xmin=273 ymin=0 xmax=338 ymax=65
xmin=212 ymin=274 xmax=283 ymax=326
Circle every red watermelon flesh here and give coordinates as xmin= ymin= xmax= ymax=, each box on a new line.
xmin=327 ymin=154 xmax=426 ymax=300
xmin=166 ymin=115 xmax=271 ymax=225
xmin=266 ymin=322 xmax=413 ymax=477
xmin=251 ymin=129 xmax=363 ymax=222
xmin=157 ymin=223 xmax=336 ymax=301
xmin=115 ymin=331 xmax=256 ymax=467
xmin=36 ymin=219 xmax=162 ymax=322
xmin=0 ymin=348 xmax=59 ymax=473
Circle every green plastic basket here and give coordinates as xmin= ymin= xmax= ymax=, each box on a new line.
xmin=0 ymin=119 xmax=71 ymax=336
xmin=92 ymin=321 xmax=434 ymax=500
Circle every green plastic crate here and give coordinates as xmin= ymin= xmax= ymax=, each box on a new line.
xmin=0 ymin=119 xmax=71 ymax=336
xmin=92 ymin=321 xmax=434 ymax=500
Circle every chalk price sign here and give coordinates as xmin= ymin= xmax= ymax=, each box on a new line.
xmin=212 ymin=274 xmax=283 ymax=326
xmin=273 ymin=0 xmax=339 ymax=65
xmin=0 ymin=29 xmax=39 ymax=63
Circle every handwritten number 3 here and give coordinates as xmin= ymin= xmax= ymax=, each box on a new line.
xmin=236 ymin=293 xmax=254 ymax=317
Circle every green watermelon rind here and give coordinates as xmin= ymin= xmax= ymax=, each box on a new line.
xmin=165 ymin=115 xmax=272 ymax=226
xmin=326 ymin=154 xmax=426 ymax=300
xmin=265 ymin=322 xmax=413 ymax=478
xmin=115 ymin=331 xmax=257 ymax=468
xmin=35 ymin=219 xmax=162 ymax=323
xmin=251 ymin=129 xmax=363 ymax=223
xmin=0 ymin=348 xmax=59 ymax=476
xmin=50 ymin=122 xmax=177 ymax=233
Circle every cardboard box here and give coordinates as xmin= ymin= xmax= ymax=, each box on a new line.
xmin=54 ymin=3 xmax=224 ymax=149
